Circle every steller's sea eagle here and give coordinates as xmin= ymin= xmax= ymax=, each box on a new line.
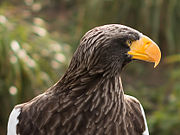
xmin=7 ymin=24 xmax=161 ymax=135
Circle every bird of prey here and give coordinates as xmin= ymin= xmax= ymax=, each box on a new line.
xmin=7 ymin=24 xmax=161 ymax=135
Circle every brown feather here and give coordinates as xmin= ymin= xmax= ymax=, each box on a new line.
xmin=16 ymin=24 xmax=146 ymax=135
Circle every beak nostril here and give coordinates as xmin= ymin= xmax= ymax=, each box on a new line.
xmin=144 ymin=42 xmax=152 ymax=49
xmin=144 ymin=44 xmax=149 ymax=49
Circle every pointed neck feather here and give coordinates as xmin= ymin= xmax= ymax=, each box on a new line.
xmin=50 ymin=69 xmax=126 ymax=134
xmin=51 ymin=67 xmax=126 ymax=121
xmin=53 ymin=66 xmax=124 ymax=101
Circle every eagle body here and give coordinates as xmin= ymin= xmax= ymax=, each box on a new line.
xmin=7 ymin=24 xmax=161 ymax=135
xmin=9 ymin=77 xmax=146 ymax=135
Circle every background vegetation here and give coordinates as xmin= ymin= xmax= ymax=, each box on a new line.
xmin=0 ymin=0 xmax=180 ymax=134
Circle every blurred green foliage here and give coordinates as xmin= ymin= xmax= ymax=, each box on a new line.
xmin=0 ymin=0 xmax=180 ymax=134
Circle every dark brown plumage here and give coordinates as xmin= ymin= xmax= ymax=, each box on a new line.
xmin=8 ymin=24 xmax=161 ymax=135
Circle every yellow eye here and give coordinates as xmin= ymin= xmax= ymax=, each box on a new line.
xmin=126 ymin=40 xmax=132 ymax=47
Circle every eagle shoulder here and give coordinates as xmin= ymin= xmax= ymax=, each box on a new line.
xmin=7 ymin=106 xmax=21 ymax=135
xmin=124 ymin=94 xmax=149 ymax=135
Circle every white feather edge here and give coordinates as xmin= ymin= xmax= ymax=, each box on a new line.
xmin=7 ymin=107 xmax=21 ymax=135
xmin=125 ymin=95 xmax=149 ymax=135
xmin=140 ymin=103 xmax=149 ymax=135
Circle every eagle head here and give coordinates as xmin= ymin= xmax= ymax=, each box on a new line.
xmin=70 ymin=24 xmax=161 ymax=76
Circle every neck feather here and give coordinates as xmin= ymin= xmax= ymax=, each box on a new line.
xmin=50 ymin=68 xmax=126 ymax=125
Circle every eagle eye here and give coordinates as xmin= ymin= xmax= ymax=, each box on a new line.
xmin=126 ymin=40 xmax=132 ymax=47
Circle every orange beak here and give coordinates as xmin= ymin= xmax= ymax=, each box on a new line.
xmin=128 ymin=35 xmax=161 ymax=68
